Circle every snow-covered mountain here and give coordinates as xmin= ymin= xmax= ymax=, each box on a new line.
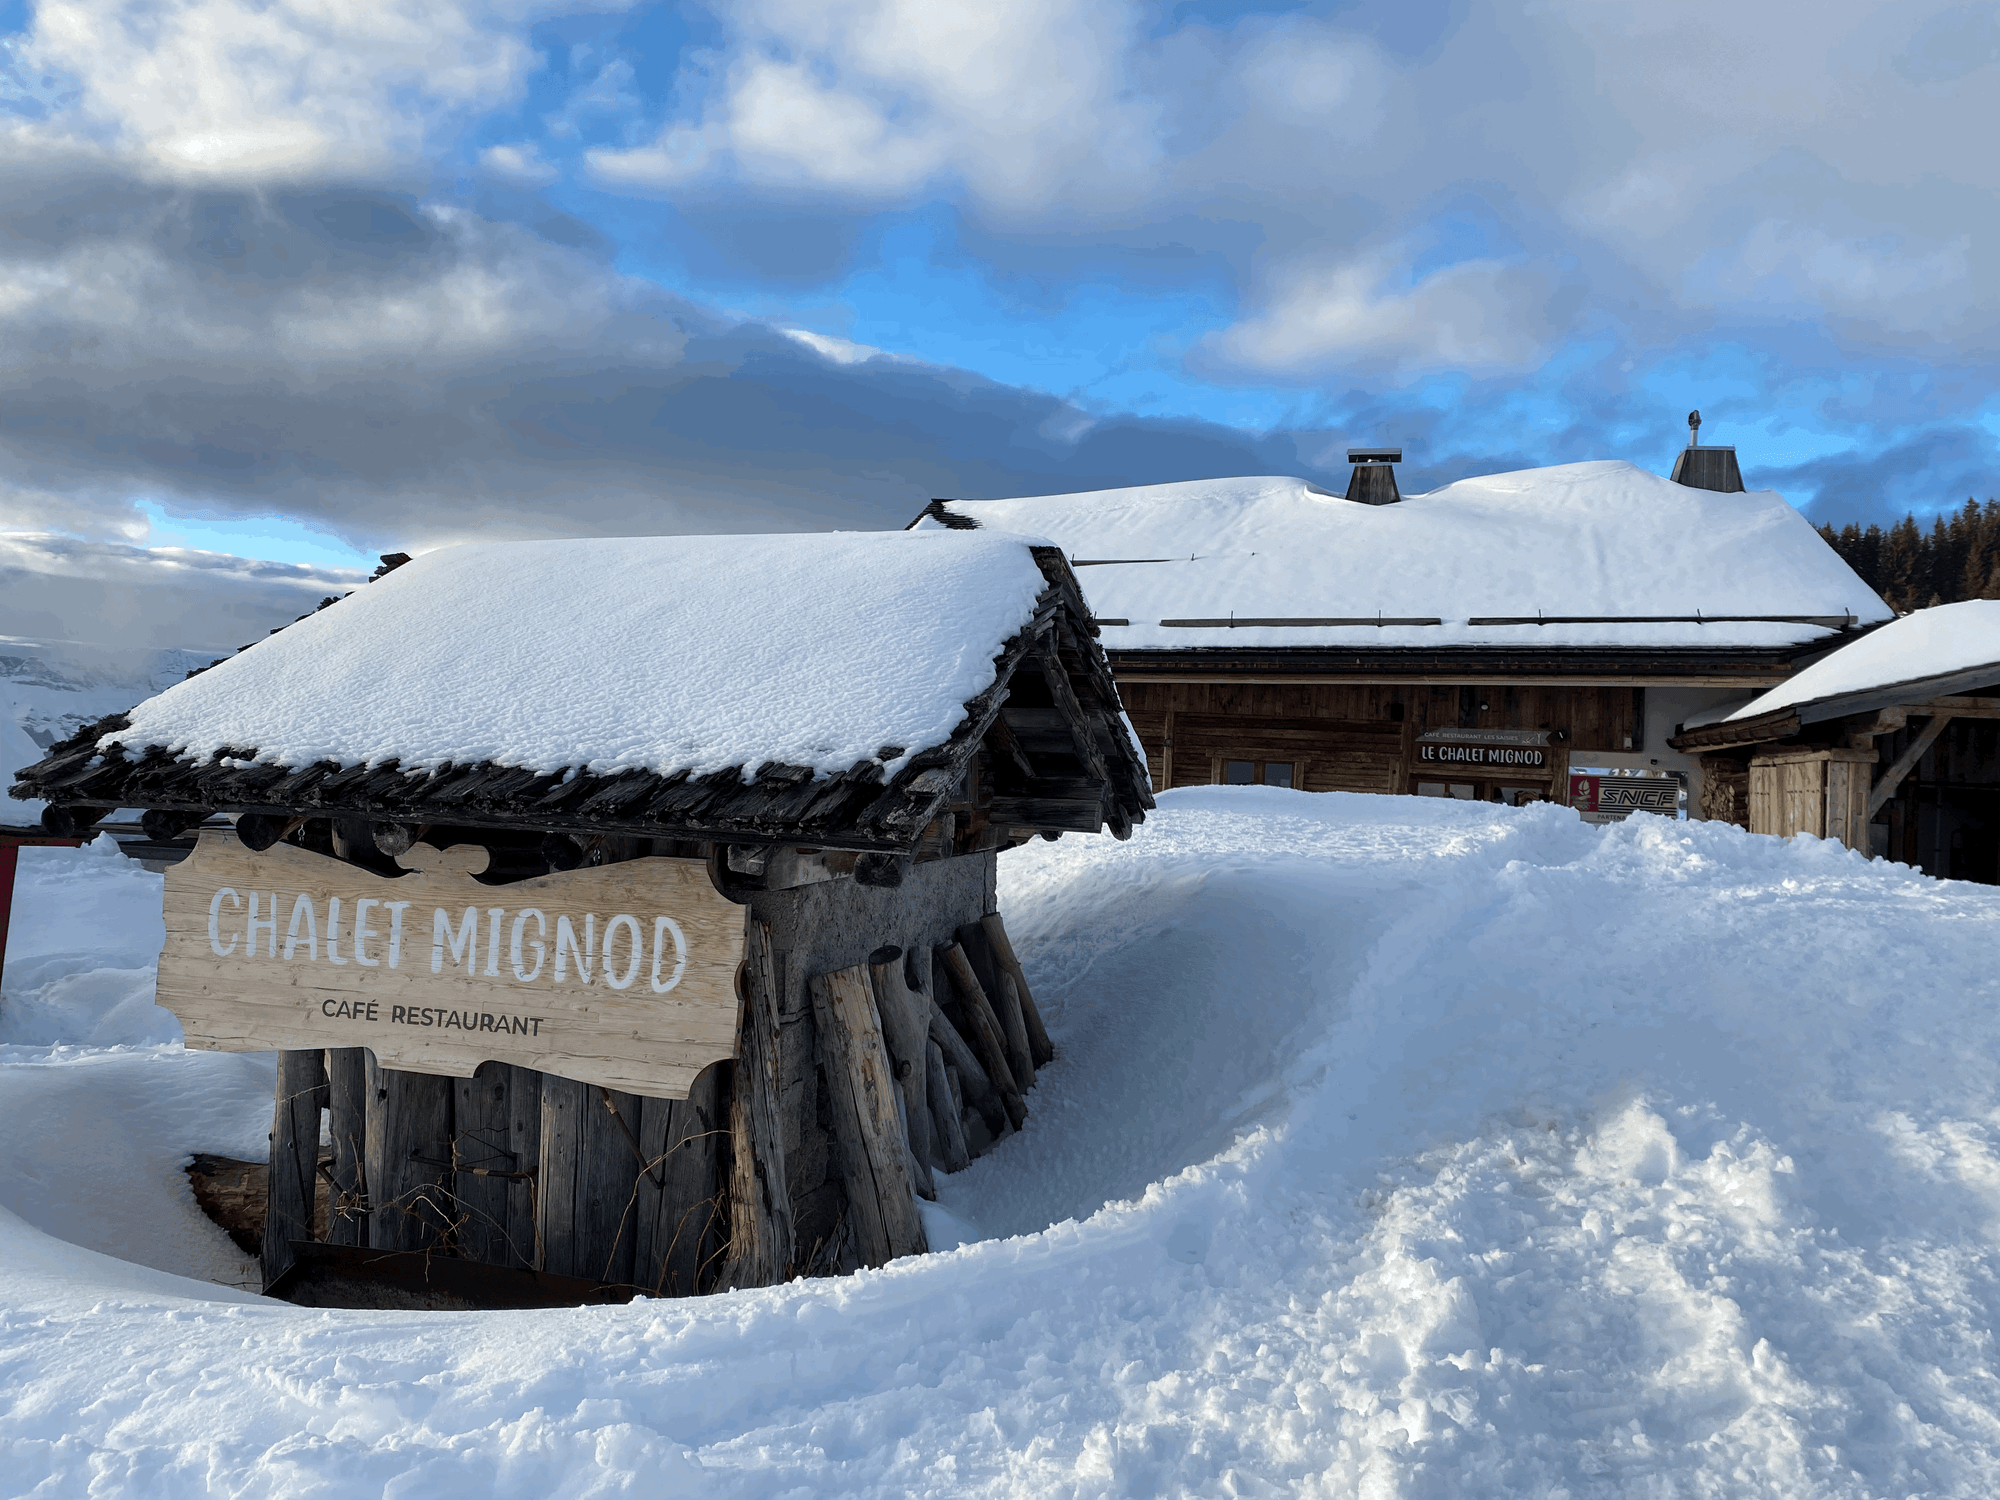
xmin=1 ymin=640 xmax=225 ymax=821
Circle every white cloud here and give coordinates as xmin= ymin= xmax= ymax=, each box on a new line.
xmin=5 ymin=0 xmax=580 ymax=185
xmin=1208 ymin=254 xmax=1573 ymax=378
xmin=478 ymin=141 xmax=559 ymax=186
xmin=587 ymin=0 xmax=1161 ymax=212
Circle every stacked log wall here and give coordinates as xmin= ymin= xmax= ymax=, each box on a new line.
xmin=745 ymin=847 xmax=996 ymax=1276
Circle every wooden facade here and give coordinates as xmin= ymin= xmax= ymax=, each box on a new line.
xmin=1121 ymin=680 xmax=1650 ymax=803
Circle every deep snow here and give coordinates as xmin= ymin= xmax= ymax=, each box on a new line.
xmin=5 ymin=791 xmax=2000 ymax=1495
xmin=925 ymin=463 xmax=1892 ymax=651
xmin=100 ymin=532 xmax=1053 ymax=784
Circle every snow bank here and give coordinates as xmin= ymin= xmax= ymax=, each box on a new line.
xmin=6 ymin=793 xmax=2000 ymax=1494
xmin=102 ymin=531 xmax=1053 ymax=782
xmin=928 ymin=462 xmax=1891 ymax=650
xmin=1723 ymin=597 xmax=2000 ymax=721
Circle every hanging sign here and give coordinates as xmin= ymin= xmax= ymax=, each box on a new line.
xmin=1416 ymin=742 xmax=1550 ymax=769
xmin=157 ymin=832 xmax=746 ymax=1099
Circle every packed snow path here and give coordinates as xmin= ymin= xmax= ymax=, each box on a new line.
xmin=4 ymin=791 xmax=2000 ymax=1496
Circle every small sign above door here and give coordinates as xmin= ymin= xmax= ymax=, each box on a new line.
xmin=1415 ymin=742 xmax=1550 ymax=769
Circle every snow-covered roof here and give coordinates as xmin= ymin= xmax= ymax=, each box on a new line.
xmin=97 ymin=531 xmax=1051 ymax=782
xmin=1717 ymin=600 xmax=2000 ymax=725
xmin=923 ymin=462 xmax=1891 ymax=652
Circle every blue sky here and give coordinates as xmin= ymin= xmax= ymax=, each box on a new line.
xmin=1 ymin=0 xmax=1998 ymax=603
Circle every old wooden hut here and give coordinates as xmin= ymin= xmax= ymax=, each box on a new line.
xmin=1668 ymin=600 xmax=2000 ymax=878
xmin=9 ymin=530 xmax=1152 ymax=1303
xmin=915 ymin=442 xmax=1892 ymax=825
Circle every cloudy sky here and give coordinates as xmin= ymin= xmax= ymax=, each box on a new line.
xmin=2 ymin=0 xmax=1997 ymax=652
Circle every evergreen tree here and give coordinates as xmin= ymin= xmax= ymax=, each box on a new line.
xmin=1815 ymin=498 xmax=2000 ymax=611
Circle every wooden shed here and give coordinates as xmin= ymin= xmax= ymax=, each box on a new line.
xmin=915 ymin=441 xmax=1892 ymax=825
xmin=1669 ymin=600 xmax=2000 ymax=878
xmin=10 ymin=530 xmax=1152 ymax=1303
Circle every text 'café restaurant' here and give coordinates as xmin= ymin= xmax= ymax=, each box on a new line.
xmin=918 ymin=432 xmax=1893 ymax=825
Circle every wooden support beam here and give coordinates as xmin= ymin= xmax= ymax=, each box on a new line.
xmin=808 ymin=963 xmax=928 ymax=1267
xmin=721 ymin=919 xmax=795 ymax=1288
xmin=868 ymin=947 xmax=936 ymax=1201
xmin=957 ymin=921 xmax=1032 ymax=1090
xmin=939 ymin=942 xmax=1027 ymax=1130
xmin=1868 ymin=715 xmax=1955 ymax=819
xmin=985 ymin=714 xmax=1038 ymax=780
xmin=987 ymin=793 xmax=1105 ymax=833
xmin=263 ymin=1048 xmax=328 ymax=1287
xmin=924 ymin=1037 xmax=970 ymax=1173
xmin=925 ymin=989 xmax=1006 ymax=1137
xmin=1036 ymin=648 xmax=1110 ymax=781
xmin=979 ymin=913 xmax=1055 ymax=1069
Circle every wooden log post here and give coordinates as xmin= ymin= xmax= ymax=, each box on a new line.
xmin=925 ymin=991 xmax=1006 ymax=1138
xmin=939 ymin=942 xmax=1027 ymax=1130
xmin=956 ymin=921 xmax=1033 ymax=1090
xmin=262 ymin=1048 xmax=328 ymax=1286
xmin=809 ymin=963 xmax=929 ymax=1267
xmin=324 ymin=1047 xmax=368 ymax=1247
xmin=364 ymin=1060 xmax=455 ymax=1253
xmin=980 ymin=912 xmax=1055 ymax=1067
xmin=925 ymin=1037 xmax=971 ymax=1173
xmin=867 ymin=946 xmax=936 ymax=1201
xmin=721 ymin=919 xmax=795 ymax=1288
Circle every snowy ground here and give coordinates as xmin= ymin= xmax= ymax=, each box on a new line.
xmin=5 ymin=789 xmax=2000 ymax=1495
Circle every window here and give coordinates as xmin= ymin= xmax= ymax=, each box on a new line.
xmin=1221 ymin=759 xmax=1297 ymax=788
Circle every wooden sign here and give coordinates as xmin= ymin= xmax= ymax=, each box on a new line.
xmin=1416 ymin=742 xmax=1549 ymax=770
xmin=158 ymin=832 xmax=745 ymax=1098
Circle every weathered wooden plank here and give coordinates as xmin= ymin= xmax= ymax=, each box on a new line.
xmin=924 ymin=1037 xmax=970 ymax=1173
xmin=537 ymin=1073 xmax=586 ymax=1277
xmin=364 ymin=1060 xmax=454 ymax=1253
xmin=156 ymin=835 xmax=745 ymax=1100
xmin=578 ymin=1085 xmax=643 ymax=1286
xmin=721 ymin=919 xmax=795 ymax=1289
xmin=324 ymin=1046 xmax=369 ymax=1247
xmin=980 ymin=912 xmax=1054 ymax=1068
xmin=637 ymin=1065 xmax=729 ymax=1296
xmin=809 ymin=963 xmax=928 ymax=1267
xmin=925 ymin=986 xmax=1004 ymax=1137
xmin=867 ymin=947 xmax=935 ymax=1201
xmin=452 ymin=1063 xmax=538 ymax=1269
xmin=939 ymin=942 xmax=1026 ymax=1129
xmin=262 ymin=1048 xmax=328 ymax=1286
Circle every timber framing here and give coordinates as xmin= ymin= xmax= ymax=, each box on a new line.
xmin=1106 ymin=646 xmax=1810 ymax=685
xmin=11 ymin=546 xmax=1152 ymax=857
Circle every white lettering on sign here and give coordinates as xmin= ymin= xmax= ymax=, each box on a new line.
xmin=1416 ymin=743 xmax=1549 ymax=769
xmin=158 ymin=832 xmax=747 ymax=1099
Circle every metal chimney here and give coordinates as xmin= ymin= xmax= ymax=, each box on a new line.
xmin=1345 ymin=447 xmax=1402 ymax=505
xmin=1669 ymin=409 xmax=1744 ymax=493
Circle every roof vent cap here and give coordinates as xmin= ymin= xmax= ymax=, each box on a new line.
xmin=1345 ymin=447 xmax=1402 ymax=505
xmin=1669 ymin=410 xmax=1744 ymax=493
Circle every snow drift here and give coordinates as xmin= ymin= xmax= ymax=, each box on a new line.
xmin=4 ymin=791 xmax=2000 ymax=1496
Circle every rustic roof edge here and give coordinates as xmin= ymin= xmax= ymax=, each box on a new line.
xmin=10 ymin=565 xmax=1151 ymax=851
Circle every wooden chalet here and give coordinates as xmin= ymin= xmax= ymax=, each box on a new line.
xmin=1669 ymin=600 xmax=2000 ymax=879
xmin=10 ymin=530 xmax=1151 ymax=1304
xmin=918 ymin=434 xmax=1891 ymax=824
